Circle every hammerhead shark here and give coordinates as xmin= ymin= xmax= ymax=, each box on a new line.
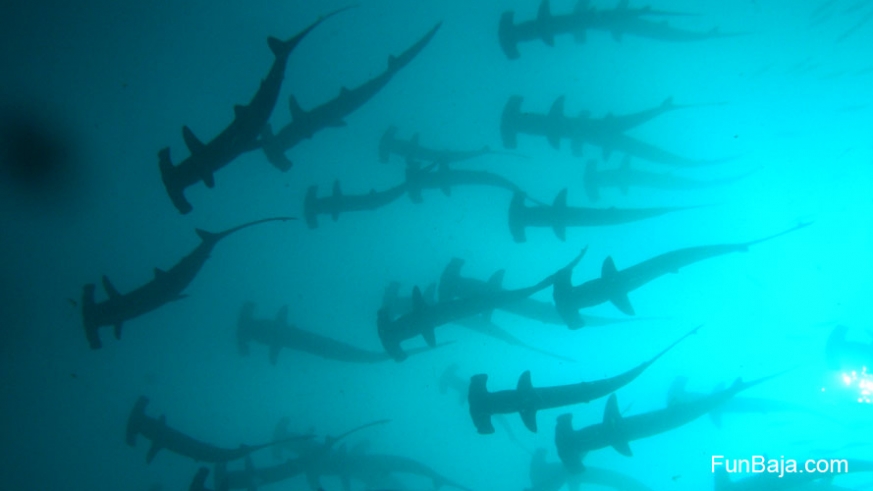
xmin=553 ymin=223 xmax=811 ymax=329
xmin=377 ymin=249 xmax=586 ymax=361
xmin=126 ymin=396 xmax=309 ymax=464
xmin=526 ymin=448 xmax=654 ymax=491
xmin=378 ymin=126 xmax=516 ymax=166
xmin=260 ymin=23 xmax=441 ymax=171
xmin=508 ymin=189 xmax=698 ymax=242
xmin=215 ymin=419 xmax=389 ymax=490
xmin=438 ymin=257 xmax=647 ymax=327
xmin=554 ymin=371 xmax=785 ymax=472
xmin=584 ymin=157 xmax=756 ymax=202
xmin=381 ymin=282 xmax=574 ymax=362
xmin=404 ymin=161 xmax=524 ymax=203
xmin=468 ymin=325 xmax=699 ymax=434
xmin=501 ymin=95 xmax=720 ymax=167
xmin=303 ymin=180 xmax=407 ymax=229
xmin=158 ymin=9 xmax=345 ymax=214
xmin=667 ymin=375 xmax=837 ymax=427
xmin=236 ymin=302 xmax=442 ymax=364
xmin=825 ymin=325 xmax=873 ymax=371
xmin=81 ymin=217 xmax=292 ymax=349
xmin=498 ymin=0 xmax=736 ymax=60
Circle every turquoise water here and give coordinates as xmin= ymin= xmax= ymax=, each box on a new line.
xmin=1 ymin=0 xmax=872 ymax=490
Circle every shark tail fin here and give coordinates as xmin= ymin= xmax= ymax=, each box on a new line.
xmin=125 ymin=396 xmax=149 ymax=447
xmin=236 ymin=302 xmax=256 ymax=356
xmin=508 ymin=191 xmax=528 ymax=243
xmin=500 ymin=96 xmax=523 ymax=149
xmin=468 ymin=374 xmax=496 ymax=434
xmin=379 ymin=126 xmax=398 ymax=163
xmin=303 ymin=185 xmax=320 ymax=229
xmin=498 ymin=11 xmax=521 ymax=59
xmin=583 ymin=160 xmax=600 ymax=202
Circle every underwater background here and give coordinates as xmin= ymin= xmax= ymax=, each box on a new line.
xmin=1 ymin=0 xmax=873 ymax=490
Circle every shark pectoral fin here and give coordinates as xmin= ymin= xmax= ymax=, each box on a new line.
xmin=182 ymin=126 xmax=206 ymax=154
xmin=269 ymin=343 xmax=280 ymax=365
xmin=114 ymin=323 xmax=123 ymax=340
xmin=102 ymin=275 xmax=121 ymax=299
xmin=441 ymin=183 xmax=451 ymax=196
xmin=570 ymin=137 xmax=583 ymax=157
xmin=146 ymin=441 xmax=162 ymax=463
xmin=553 ymin=224 xmax=566 ymax=241
xmin=196 ymin=164 xmax=216 ymax=188
xmin=612 ymin=438 xmax=633 ymax=457
xmin=610 ymin=293 xmax=635 ymax=316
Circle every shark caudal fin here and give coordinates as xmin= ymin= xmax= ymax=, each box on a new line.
xmin=303 ymin=185 xmax=320 ymax=229
xmin=378 ymin=126 xmax=398 ymax=163
xmin=498 ymin=11 xmax=521 ymax=59
xmin=438 ymin=258 xmax=465 ymax=302
xmin=126 ymin=396 xmax=150 ymax=447
xmin=81 ymin=283 xmax=103 ymax=349
xmin=236 ymin=302 xmax=257 ymax=356
xmin=501 ymin=96 xmax=524 ymax=149
xmin=583 ymin=160 xmax=601 ymax=202
xmin=269 ymin=5 xmax=354 ymax=59
xmin=158 ymin=147 xmax=195 ymax=214
xmin=198 ymin=217 xmax=295 ymax=244
xmin=508 ymin=191 xmax=529 ymax=243
xmin=468 ymin=374 xmax=496 ymax=434
xmin=743 ymin=221 xmax=813 ymax=249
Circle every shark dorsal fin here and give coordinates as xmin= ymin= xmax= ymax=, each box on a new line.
xmin=387 ymin=54 xmax=398 ymax=69
xmin=422 ymin=283 xmax=437 ymax=304
xmin=153 ymin=267 xmax=166 ymax=279
xmin=182 ymin=126 xmax=206 ymax=154
xmin=269 ymin=343 xmax=281 ymax=365
xmin=339 ymin=87 xmax=351 ymax=97
xmin=412 ymin=286 xmax=426 ymax=311
xmin=114 ymin=323 xmax=123 ymax=340
xmin=601 ymin=256 xmax=618 ymax=278
xmin=275 ymin=306 xmax=288 ymax=325
xmin=537 ymin=1 xmax=555 ymax=46
xmin=620 ymin=155 xmax=631 ymax=171
xmin=553 ymin=188 xmax=568 ymax=208
xmin=102 ymin=275 xmax=121 ymax=299
xmin=332 ymin=180 xmax=342 ymax=198
xmin=574 ymin=0 xmax=590 ymax=13
xmin=288 ymin=96 xmax=305 ymax=121
xmin=487 ymin=269 xmax=505 ymax=290
xmin=603 ymin=394 xmax=633 ymax=456
xmin=548 ymin=96 xmax=565 ymax=120
xmin=233 ymin=104 xmax=247 ymax=119
xmin=517 ymin=371 xmax=538 ymax=432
